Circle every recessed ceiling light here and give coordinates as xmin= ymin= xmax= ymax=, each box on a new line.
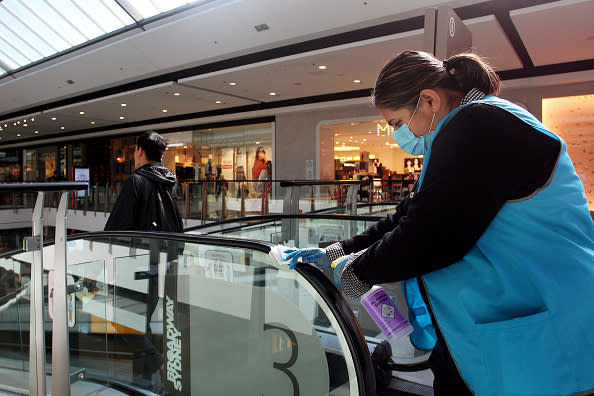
xmin=119 ymin=116 xmax=125 ymax=120
xmin=79 ymin=111 xmax=85 ymax=115
xmin=60 ymin=126 xmax=65 ymax=130
xmin=162 ymin=109 xmax=168 ymax=113
xmin=90 ymin=121 xmax=95 ymax=124
xmin=16 ymin=121 xmax=20 ymax=124
xmin=34 ymin=130 xmax=39 ymax=134
xmin=215 ymin=100 xmax=222 ymax=104
xmin=31 ymin=118 xmax=34 ymax=122
xmin=17 ymin=133 xmax=21 ymax=137
xmin=173 ymin=92 xmax=181 ymax=96
xmin=183 ymin=146 xmax=188 ymax=149
xmin=23 ymin=124 xmax=28 ymax=127
xmin=3 ymin=124 xmax=6 ymax=127
xmin=51 ymin=117 xmax=56 ymax=121
xmin=318 ymin=65 xmax=327 ymax=70
xmin=269 ymin=92 xmax=277 ymax=96
xmin=256 ymin=141 xmax=260 ymax=144
xmin=353 ymin=79 xmax=361 ymax=84
xmin=121 ymin=103 xmax=127 ymax=107
xmin=228 ymin=82 xmax=237 ymax=86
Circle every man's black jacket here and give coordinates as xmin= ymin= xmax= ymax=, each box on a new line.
xmin=104 ymin=163 xmax=183 ymax=232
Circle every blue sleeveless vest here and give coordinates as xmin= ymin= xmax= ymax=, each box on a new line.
xmin=407 ymin=96 xmax=594 ymax=395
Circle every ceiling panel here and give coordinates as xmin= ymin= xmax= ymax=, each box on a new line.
xmin=0 ymin=81 xmax=259 ymax=143
xmin=180 ymin=30 xmax=424 ymax=102
xmin=511 ymin=0 xmax=594 ymax=66
xmin=465 ymin=15 xmax=523 ymax=71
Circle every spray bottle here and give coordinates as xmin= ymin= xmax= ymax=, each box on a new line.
xmin=360 ymin=286 xmax=413 ymax=345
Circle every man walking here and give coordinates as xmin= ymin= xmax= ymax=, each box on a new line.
xmin=105 ymin=131 xmax=183 ymax=232
xmin=104 ymin=131 xmax=182 ymax=391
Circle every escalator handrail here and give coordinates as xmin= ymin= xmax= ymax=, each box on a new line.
xmin=0 ymin=182 xmax=88 ymax=192
xmin=184 ymin=213 xmax=383 ymax=233
xmin=280 ymin=180 xmax=367 ymax=187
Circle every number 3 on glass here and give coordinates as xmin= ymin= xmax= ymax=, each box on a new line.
xmin=264 ymin=323 xmax=300 ymax=396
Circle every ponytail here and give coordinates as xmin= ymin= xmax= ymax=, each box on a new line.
xmin=443 ymin=53 xmax=500 ymax=96
xmin=373 ymin=50 xmax=500 ymax=109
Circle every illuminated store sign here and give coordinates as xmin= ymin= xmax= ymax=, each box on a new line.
xmin=377 ymin=123 xmax=394 ymax=136
xmin=335 ymin=155 xmax=361 ymax=162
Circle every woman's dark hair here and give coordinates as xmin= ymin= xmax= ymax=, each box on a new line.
xmin=137 ymin=131 xmax=168 ymax=162
xmin=373 ymin=50 xmax=500 ymax=109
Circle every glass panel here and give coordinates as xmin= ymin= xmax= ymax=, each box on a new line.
xmin=72 ymin=0 xmax=132 ymax=34
xmin=0 ymin=6 xmax=53 ymax=59
xmin=6 ymin=0 xmax=71 ymax=52
xmin=124 ymin=0 xmax=207 ymax=19
xmin=0 ymin=25 xmax=35 ymax=67
xmin=0 ymin=253 xmax=32 ymax=391
xmin=19 ymin=0 xmax=87 ymax=46
xmin=52 ymin=0 xmax=105 ymax=39
xmin=57 ymin=250 xmax=110 ymax=394
xmin=58 ymin=235 xmax=362 ymax=394
xmin=189 ymin=214 xmax=432 ymax=363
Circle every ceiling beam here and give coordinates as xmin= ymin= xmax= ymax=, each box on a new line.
xmin=494 ymin=10 xmax=534 ymax=70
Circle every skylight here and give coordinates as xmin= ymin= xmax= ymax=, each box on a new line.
xmin=0 ymin=0 xmax=206 ymax=74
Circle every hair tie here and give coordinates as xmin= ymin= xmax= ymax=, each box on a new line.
xmin=442 ymin=59 xmax=448 ymax=70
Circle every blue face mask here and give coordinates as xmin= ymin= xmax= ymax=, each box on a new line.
xmin=391 ymin=98 xmax=436 ymax=155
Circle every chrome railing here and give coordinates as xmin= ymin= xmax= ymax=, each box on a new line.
xmin=0 ymin=182 xmax=87 ymax=396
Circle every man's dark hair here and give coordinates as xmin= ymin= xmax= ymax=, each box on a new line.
xmin=137 ymin=131 xmax=167 ymax=162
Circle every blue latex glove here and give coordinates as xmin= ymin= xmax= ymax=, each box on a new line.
xmin=331 ymin=255 xmax=351 ymax=289
xmin=282 ymin=248 xmax=330 ymax=269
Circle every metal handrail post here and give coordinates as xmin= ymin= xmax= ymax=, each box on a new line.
xmin=240 ymin=183 xmax=246 ymax=217
xmin=184 ymin=183 xmax=190 ymax=219
xmin=281 ymin=185 xmax=301 ymax=244
xmin=93 ymin=186 xmax=99 ymax=212
xmin=104 ymin=184 xmax=109 ymax=213
xmin=83 ymin=188 xmax=89 ymax=214
xmin=29 ymin=192 xmax=47 ymax=396
xmin=52 ymin=192 xmax=70 ymax=396
xmin=221 ymin=184 xmax=227 ymax=220
xmin=201 ymin=183 xmax=208 ymax=221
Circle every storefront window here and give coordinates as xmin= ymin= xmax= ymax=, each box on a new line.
xmin=543 ymin=94 xmax=594 ymax=211
xmin=23 ymin=146 xmax=59 ymax=182
xmin=0 ymin=149 xmax=21 ymax=182
xmin=320 ymin=119 xmax=422 ymax=180
xmin=109 ymin=136 xmax=136 ymax=185
xmin=161 ymin=122 xmax=274 ymax=185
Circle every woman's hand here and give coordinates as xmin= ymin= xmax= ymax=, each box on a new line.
xmin=282 ymin=248 xmax=331 ymax=269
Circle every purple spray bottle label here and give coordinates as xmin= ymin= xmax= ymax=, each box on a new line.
xmin=361 ymin=286 xmax=413 ymax=344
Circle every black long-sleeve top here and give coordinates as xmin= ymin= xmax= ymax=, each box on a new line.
xmin=340 ymin=102 xmax=560 ymax=286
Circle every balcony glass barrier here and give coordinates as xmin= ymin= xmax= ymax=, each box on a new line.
xmin=0 ymin=253 xmax=33 ymax=390
xmin=0 ymin=231 xmax=375 ymax=395
xmin=1 ymin=180 xmax=379 ymax=224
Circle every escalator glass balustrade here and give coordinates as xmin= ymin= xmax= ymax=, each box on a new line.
xmin=0 ymin=232 xmax=375 ymax=395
